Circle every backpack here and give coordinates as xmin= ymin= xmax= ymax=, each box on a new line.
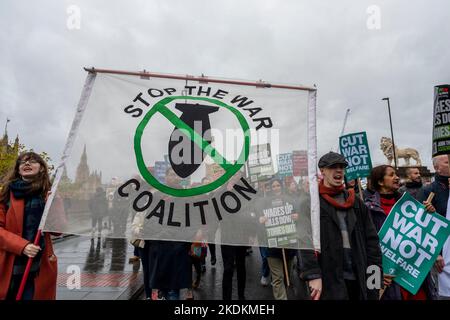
xmin=190 ymin=242 xmax=207 ymax=260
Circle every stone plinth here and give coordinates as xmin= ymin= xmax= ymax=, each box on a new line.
xmin=396 ymin=166 xmax=433 ymax=183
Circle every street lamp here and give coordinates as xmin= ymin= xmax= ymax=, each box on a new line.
xmin=382 ymin=97 xmax=398 ymax=169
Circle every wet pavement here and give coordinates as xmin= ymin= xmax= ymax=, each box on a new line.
xmin=136 ymin=245 xmax=310 ymax=300
xmin=54 ymin=235 xmax=143 ymax=300
xmin=54 ymin=235 xmax=309 ymax=300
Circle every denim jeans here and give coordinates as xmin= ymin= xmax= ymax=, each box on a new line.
xmin=259 ymin=247 xmax=270 ymax=278
xmin=160 ymin=289 xmax=180 ymax=300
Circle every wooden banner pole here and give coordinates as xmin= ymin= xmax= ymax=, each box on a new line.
xmin=282 ymin=248 xmax=291 ymax=287
xmin=426 ymin=192 xmax=435 ymax=205
xmin=83 ymin=67 xmax=316 ymax=91
xmin=357 ymin=178 xmax=364 ymax=201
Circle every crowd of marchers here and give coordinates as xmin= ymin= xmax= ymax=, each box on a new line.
xmin=1 ymin=151 xmax=450 ymax=300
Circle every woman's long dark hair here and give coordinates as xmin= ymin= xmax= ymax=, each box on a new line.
xmin=368 ymin=165 xmax=395 ymax=193
xmin=0 ymin=152 xmax=51 ymax=204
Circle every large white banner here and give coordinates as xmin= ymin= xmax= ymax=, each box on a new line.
xmin=44 ymin=71 xmax=319 ymax=250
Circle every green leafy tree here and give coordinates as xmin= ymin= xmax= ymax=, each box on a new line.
xmin=0 ymin=149 xmax=18 ymax=178
xmin=0 ymin=143 xmax=54 ymax=180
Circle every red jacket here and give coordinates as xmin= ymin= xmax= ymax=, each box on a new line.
xmin=0 ymin=192 xmax=58 ymax=300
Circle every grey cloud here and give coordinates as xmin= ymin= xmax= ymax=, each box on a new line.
xmin=1 ymin=0 xmax=449 ymax=173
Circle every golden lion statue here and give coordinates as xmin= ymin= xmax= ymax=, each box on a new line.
xmin=380 ymin=137 xmax=422 ymax=166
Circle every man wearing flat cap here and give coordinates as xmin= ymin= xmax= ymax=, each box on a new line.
xmin=299 ymin=151 xmax=382 ymax=300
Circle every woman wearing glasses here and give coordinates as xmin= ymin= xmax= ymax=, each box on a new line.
xmin=0 ymin=152 xmax=58 ymax=300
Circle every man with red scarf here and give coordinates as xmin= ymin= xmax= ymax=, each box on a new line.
xmin=299 ymin=152 xmax=382 ymax=300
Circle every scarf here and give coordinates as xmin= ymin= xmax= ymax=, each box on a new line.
xmin=319 ymin=181 xmax=355 ymax=209
xmin=10 ymin=179 xmax=46 ymax=274
xmin=379 ymin=193 xmax=397 ymax=216
xmin=405 ymin=180 xmax=423 ymax=189
xmin=9 ymin=179 xmax=33 ymax=199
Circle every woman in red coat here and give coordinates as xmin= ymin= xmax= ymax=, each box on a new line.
xmin=0 ymin=151 xmax=57 ymax=300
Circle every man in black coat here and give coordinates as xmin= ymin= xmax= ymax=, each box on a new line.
xmin=299 ymin=152 xmax=382 ymax=300
xmin=420 ymin=155 xmax=450 ymax=299
xmin=88 ymin=187 xmax=108 ymax=237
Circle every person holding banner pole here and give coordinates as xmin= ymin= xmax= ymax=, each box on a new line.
xmin=299 ymin=152 xmax=382 ymax=300
xmin=365 ymin=165 xmax=403 ymax=299
xmin=258 ymin=178 xmax=298 ymax=300
xmin=420 ymin=155 xmax=450 ymax=299
xmin=366 ymin=165 xmax=437 ymax=300
xmin=0 ymin=152 xmax=57 ymax=300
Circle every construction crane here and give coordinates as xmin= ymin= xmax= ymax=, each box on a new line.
xmin=334 ymin=108 xmax=351 ymax=152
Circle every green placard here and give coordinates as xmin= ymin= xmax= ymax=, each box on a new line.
xmin=378 ymin=192 xmax=450 ymax=294
xmin=277 ymin=153 xmax=293 ymax=177
xmin=339 ymin=131 xmax=372 ymax=180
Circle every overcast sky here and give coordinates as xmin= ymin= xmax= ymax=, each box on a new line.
xmin=1 ymin=0 xmax=449 ymax=176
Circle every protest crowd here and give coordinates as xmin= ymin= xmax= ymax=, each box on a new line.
xmin=0 ymin=73 xmax=449 ymax=302
xmin=2 ymin=147 xmax=450 ymax=301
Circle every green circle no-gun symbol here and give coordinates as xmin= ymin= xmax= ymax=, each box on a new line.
xmin=134 ymin=96 xmax=251 ymax=197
